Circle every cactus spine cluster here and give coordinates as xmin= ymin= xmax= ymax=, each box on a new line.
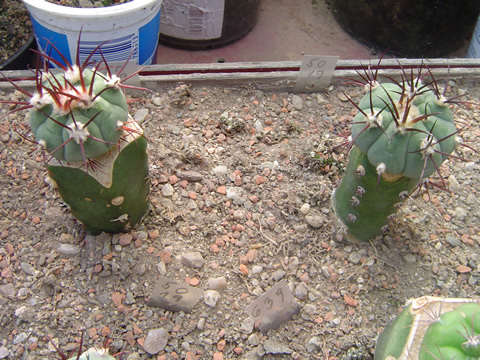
xmin=375 ymin=296 xmax=480 ymax=360
xmin=332 ymin=63 xmax=462 ymax=242
xmin=2 ymin=40 xmax=150 ymax=234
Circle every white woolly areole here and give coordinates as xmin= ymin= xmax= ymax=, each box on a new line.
xmin=69 ymin=122 xmax=90 ymax=144
xmin=29 ymin=92 xmax=52 ymax=109
xmin=434 ymin=94 xmax=449 ymax=106
xmin=104 ymin=74 xmax=122 ymax=88
xmin=420 ymin=137 xmax=437 ymax=158
xmin=376 ymin=163 xmax=386 ymax=175
xmin=366 ymin=112 xmax=383 ymax=127
xmin=64 ymin=65 xmax=81 ymax=83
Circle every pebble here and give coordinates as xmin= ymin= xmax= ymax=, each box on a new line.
xmin=348 ymin=252 xmax=362 ymax=264
xmin=57 ymin=244 xmax=81 ymax=256
xmin=208 ymin=277 xmax=227 ymax=290
xmin=247 ymin=333 xmax=260 ymax=346
xmin=445 ymin=234 xmax=461 ymax=247
xmin=133 ymin=108 xmax=149 ymax=123
xmin=176 ymin=170 xmax=203 ymax=182
xmin=263 ymin=339 xmax=292 ymax=354
xmin=294 ymin=283 xmax=308 ymax=300
xmin=0 ymin=283 xmax=15 ymax=297
xmin=204 ymin=290 xmax=220 ymax=307
xmin=143 ymin=328 xmax=168 ymax=355
xmin=181 ymin=251 xmax=205 ymax=269
xmin=305 ymin=211 xmax=323 ymax=228
xmin=271 ymin=269 xmax=286 ymax=281
xmin=161 ymin=183 xmax=174 ymax=197
xmin=291 ymin=95 xmax=303 ymax=110
xmin=0 ymin=347 xmax=9 ymax=359
xmin=306 ymin=336 xmax=322 ymax=353
xmin=299 ymin=203 xmax=311 ymax=215
xmin=403 ymin=254 xmax=417 ymax=264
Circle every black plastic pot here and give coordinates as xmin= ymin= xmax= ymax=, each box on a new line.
xmin=159 ymin=0 xmax=261 ymax=50
xmin=0 ymin=34 xmax=37 ymax=70
xmin=330 ymin=0 xmax=480 ymax=58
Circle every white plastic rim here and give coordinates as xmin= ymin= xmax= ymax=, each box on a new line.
xmin=22 ymin=0 xmax=163 ymax=66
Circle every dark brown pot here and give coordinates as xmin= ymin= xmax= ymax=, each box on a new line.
xmin=330 ymin=0 xmax=480 ymax=57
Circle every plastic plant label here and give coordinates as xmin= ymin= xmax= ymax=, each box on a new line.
xmin=246 ymin=280 xmax=300 ymax=333
xmin=294 ymin=55 xmax=338 ymax=93
xmin=146 ymin=276 xmax=203 ymax=313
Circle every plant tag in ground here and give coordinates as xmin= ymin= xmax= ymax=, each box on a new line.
xmin=246 ymin=280 xmax=300 ymax=333
xmin=146 ymin=276 xmax=203 ymax=313
xmin=108 ymin=60 xmax=141 ymax=88
xmin=294 ymin=55 xmax=338 ymax=93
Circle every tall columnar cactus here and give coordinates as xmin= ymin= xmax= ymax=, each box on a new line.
xmin=375 ymin=296 xmax=480 ymax=360
xmin=332 ymin=63 xmax=468 ymax=242
xmin=1 ymin=40 xmax=150 ymax=234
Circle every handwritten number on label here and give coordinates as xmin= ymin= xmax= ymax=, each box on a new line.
xmin=251 ymin=285 xmax=285 ymax=318
xmin=157 ymin=279 xmax=190 ymax=302
xmin=294 ymin=55 xmax=338 ymax=93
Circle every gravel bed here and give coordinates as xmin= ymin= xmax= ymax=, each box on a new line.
xmin=0 ymin=77 xmax=479 ymax=359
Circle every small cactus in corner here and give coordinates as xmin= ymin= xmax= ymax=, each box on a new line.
xmin=374 ymin=296 xmax=480 ymax=360
xmin=332 ymin=60 xmax=474 ymax=242
xmin=1 ymin=39 xmax=150 ymax=234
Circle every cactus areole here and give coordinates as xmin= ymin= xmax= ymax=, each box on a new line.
xmin=374 ymin=296 xmax=480 ymax=360
xmin=332 ymin=66 xmax=459 ymax=242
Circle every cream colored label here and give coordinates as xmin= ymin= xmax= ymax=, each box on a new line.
xmin=160 ymin=0 xmax=225 ymax=40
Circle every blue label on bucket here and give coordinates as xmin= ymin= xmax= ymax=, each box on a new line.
xmin=30 ymin=17 xmax=73 ymax=66
xmin=139 ymin=9 xmax=161 ymax=64
xmin=29 ymin=7 xmax=161 ymax=67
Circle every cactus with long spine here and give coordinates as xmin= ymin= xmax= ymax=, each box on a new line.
xmin=375 ymin=296 xmax=480 ymax=360
xmin=332 ymin=61 xmax=471 ymax=242
xmin=1 ymin=39 xmax=150 ymax=234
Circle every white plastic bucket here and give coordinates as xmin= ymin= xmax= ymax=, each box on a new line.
xmin=467 ymin=14 xmax=480 ymax=58
xmin=22 ymin=0 xmax=162 ymax=67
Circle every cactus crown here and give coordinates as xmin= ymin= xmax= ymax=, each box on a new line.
xmin=1 ymin=35 xmax=147 ymax=171
xmin=342 ymin=58 xmax=475 ymax=194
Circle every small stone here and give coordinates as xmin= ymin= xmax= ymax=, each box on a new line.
xmin=134 ymin=108 xmax=149 ymax=123
xmin=0 ymin=284 xmax=15 ymax=297
xmin=454 ymin=207 xmax=468 ymax=221
xmin=20 ymin=262 xmax=36 ymax=276
xmin=0 ymin=346 xmax=10 ymax=359
xmin=208 ymin=277 xmax=227 ymax=290
xmin=119 ymin=233 xmax=133 ymax=246
xmin=161 ymin=183 xmax=174 ymax=197
xmin=263 ymin=339 xmax=293 ymax=354
xmin=299 ymin=203 xmax=311 ymax=215
xmin=272 ymin=269 xmax=286 ymax=281
xmin=348 ymin=252 xmax=362 ymax=264
xmin=247 ymin=333 xmax=260 ymax=346
xmin=294 ymin=283 xmax=308 ymax=300
xmin=143 ymin=328 xmax=168 ymax=355
xmin=57 ymin=244 xmax=81 ymax=256
xmin=306 ymin=336 xmax=322 ymax=353
xmin=448 ymin=175 xmax=461 ymax=192
xmin=204 ymin=290 xmax=220 ymax=307
xmin=176 ymin=170 xmax=203 ymax=182
xmin=291 ymin=95 xmax=303 ymax=110
xmin=181 ymin=251 xmax=205 ymax=269
xmin=305 ymin=210 xmax=323 ymax=228
xmin=403 ymin=254 xmax=417 ymax=264
xmin=445 ymin=234 xmax=461 ymax=247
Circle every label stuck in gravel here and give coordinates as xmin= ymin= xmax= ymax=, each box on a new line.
xmin=146 ymin=276 xmax=203 ymax=313
xmin=246 ymin=280 xmax=300 ymax=333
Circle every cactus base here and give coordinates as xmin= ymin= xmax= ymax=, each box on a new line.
xmin=47 ymin=120 xmax=150 ymax=235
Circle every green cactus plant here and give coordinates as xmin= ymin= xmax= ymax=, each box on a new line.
xmin=332 ymin=62 xmax=471 ymax=242
xmin=1 ymin=39 xmax=150 ymax=234
xmin=374 ymin=296 xmax=480 ymax=360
